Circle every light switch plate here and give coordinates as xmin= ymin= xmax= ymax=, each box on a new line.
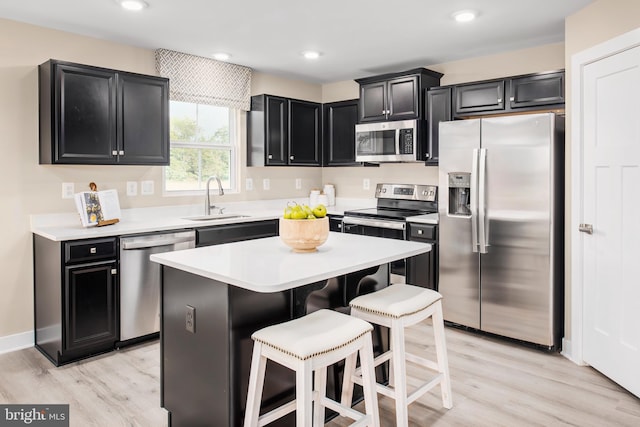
xmin=141 ymin=180 xmax=154 ymax=195
xmin=126 ymin=181 xmax=138 ymax=196
xmin=263 ymin=178 xmax=270 ymax=190
xmin=61 ymin=182 xmax=74 ymax=199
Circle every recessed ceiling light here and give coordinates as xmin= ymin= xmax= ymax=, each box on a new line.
xmin=212 ymin=53 xmax=231 ymax=61
xmin=118 ymin=0 xmax=148 ymax=11
xmin=452 ymin=10 xmax=477 ymax=23
xmin=302 ymin=51 xmax=321 ymax=60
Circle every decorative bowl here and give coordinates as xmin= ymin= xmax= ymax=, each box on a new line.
xmin=279 ymin=217 xmax=329 ymax=253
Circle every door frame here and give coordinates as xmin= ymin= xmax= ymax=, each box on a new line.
xmin=569 ymin=26 xmax=640 ymax=365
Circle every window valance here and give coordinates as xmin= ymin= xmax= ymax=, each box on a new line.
xmin=155 ymin=48 xmax=252 ymax=111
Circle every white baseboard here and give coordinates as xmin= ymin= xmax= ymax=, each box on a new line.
xmin=561 ymin=337 xmax=588 ymax=366
xmin=0 ymin=331 xmax=34 ymax=355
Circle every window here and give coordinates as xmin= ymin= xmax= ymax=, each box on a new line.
xmin=165 ymin=101 xmax=238 ymax=193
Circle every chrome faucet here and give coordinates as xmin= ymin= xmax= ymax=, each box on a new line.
xmin=205 ymin=176 xmax=225 ymax=215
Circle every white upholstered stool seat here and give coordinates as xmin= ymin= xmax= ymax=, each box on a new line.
xmin=342 ymin=284 xmax=453 ymax=427
xmin=244 ymin=309 xmax=380 ymax=427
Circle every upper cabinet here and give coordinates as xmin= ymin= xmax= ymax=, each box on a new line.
xmin=356 ymin=68 xmax=443 ymax=123
xmin=322 ymin=99 xmax=359 ymax=166
xmin=425 ymin=87 xmax=452 ymax=166
xmin=39 ymin=59 xmax=169 ymax=165
xmin=247 ymin=94 xmax=321 ymax=167
xmin=452 ymin=70 xmax=565 ymax=118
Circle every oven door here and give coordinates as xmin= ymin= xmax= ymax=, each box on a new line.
xmin=342 ymin=216 xmax=407 ymax=275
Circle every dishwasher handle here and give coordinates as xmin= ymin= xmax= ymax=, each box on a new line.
xmin=121 ymin=233 xmax=195 ymax=250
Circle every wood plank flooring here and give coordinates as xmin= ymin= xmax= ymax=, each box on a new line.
xmin=1 ymin=324 xmax=638 ymax=427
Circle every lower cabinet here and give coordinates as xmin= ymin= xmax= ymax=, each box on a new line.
xmin=34 ymin=235 xmax=119 ymax=366
xmin=405 ymin=223 xmax=438 ymax=290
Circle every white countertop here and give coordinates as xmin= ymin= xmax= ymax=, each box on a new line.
xmin=30 ymin=198 xmax=376 ymax=241
xmin=150 ymin=232 xmax=431 ymax=293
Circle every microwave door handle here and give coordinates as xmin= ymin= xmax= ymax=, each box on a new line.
xmin=471 ymin=148 xmax=480 ymax=253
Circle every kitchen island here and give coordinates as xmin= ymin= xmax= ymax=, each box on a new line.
xmin=150 ymin=232 xmax=431 ymax=427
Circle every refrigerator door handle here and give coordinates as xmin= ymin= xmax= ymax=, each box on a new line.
xmin=471 ymin=148 xmax=480 ymax=253
xmin=478 ymin=148 xmax=488 ymax=253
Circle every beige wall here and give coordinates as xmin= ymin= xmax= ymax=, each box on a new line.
xmin=563 ymin=0 xmax=640 ymax=342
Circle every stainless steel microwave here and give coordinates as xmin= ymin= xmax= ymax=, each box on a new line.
xmin=355 ymin=119 xmax=421 ymax=162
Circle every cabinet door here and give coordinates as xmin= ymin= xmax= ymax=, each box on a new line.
xmin=288 ymin=99 xmax=321 ymax=165
xmin=118 ymin=73 xmax=170 ymax=165
xmin=323 ymin=100 xmax=359 ymax=166
xmin=64 ymin=260 xmax=118 ymax=352
xmin=265 ymin=96 xmax=288 ymax=165
xmin=426 ymin=87 xmax=452 ymax=165
xmin=196 ymin=220 xmax=278 ymax=247
xmin=509 ymin=72 xmax=564 ymax=109
xmin=55 ymin=64 xmax=117 ymax=163
xmin=454 ymin=80 xmax=505 ymax=116
xmin=359 ymin=81 xmax=387 ymax=122
xmin=387 ymin=75 xmax=420 ymax=120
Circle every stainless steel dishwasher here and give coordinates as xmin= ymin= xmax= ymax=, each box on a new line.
xmin=119 ymin=230 xmax=195 ymax=342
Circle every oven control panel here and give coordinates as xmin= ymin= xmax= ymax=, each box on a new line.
xmin=375 ymin=183 xmax=437 ymax=202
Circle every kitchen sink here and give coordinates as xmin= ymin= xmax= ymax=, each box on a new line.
xmin=182 ymin=214 xmax=250 ymax=221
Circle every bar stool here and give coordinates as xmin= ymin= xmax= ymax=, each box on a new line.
xmin=341 ymin=284 xmax=453 ymax=426
xmin=243 ymin=309 xmax=380 ymax=427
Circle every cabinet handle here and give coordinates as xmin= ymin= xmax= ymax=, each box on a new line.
xmin=112 ymin=150 xmax=118 ymax=156
xmin=89 ymin=247 xmax=97 ymax=254
xmin=119 ymin=150 xmax=124 ymax=155
xmin=418 ymin=229 xmax=423 ymax=235
xmin=290 ymin=155 xmax=294 ymax=160
xmin=510 ymin=97 xmax=515 ymax=101
xmin=268 ymin=154 xmax=273 ymax=159
xmin=497 ymin=98 xmax=502 ymax=103
xmin=111 ymin=268 xmax=117 ymax=275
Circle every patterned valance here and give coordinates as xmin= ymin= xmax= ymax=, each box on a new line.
xmin=155 ymin=48 xmax=252 ymax=111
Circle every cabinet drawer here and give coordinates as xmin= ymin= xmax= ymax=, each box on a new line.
xmin=196 ymin=220 xmax=278 ymax=247
xmin=408 ymin=223 xmax=437 ymax=241
xmin=64 ymin=238 xmax=117 ymax=264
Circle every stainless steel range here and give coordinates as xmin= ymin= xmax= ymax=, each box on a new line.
xmin=342 ymin=183 xmax=438 ymax=286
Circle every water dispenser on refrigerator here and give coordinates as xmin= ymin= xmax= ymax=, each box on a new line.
xmin=448 ymin=173 xmax=471 ymax=216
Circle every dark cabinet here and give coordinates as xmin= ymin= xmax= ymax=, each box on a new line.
xmin=452 ymin=70 xmax=565 ymax=118
xmin=34 ymin=235 xmax=119 ymax=366
xmin=322 ymin=99 xmax=359 ymax=166
xmin=405 ymin=223 xmax=438 ymax=290
xmin=356 ymin=68 xmax=442 ymax=123
xmin=454 ymin=80 xmax=506 ymax=116
xmin=425 ymin=87 xmax=452 ymax=166
xmin=196 ymin=220 xmax=279 ymax=247
xmin=39 ymin=59 xmax=169 ymax=165
xmin=508 ymin=71 xmax=564 ymax=109
xmin=247 ymin=95 xmax=321 ymax=166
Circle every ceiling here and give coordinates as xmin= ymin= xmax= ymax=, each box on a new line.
xmin=0 ymin=0 xmax=593 ymax=84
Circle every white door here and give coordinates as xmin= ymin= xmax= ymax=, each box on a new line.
xmin=581 ymin=45 xmax=640 ymax=397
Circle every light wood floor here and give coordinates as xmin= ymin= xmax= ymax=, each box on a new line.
xmin=1 ymin=324 xmax=638 ymax=427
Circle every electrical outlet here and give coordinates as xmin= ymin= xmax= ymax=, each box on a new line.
xmin=363 ymin=178 xmax=370 ymax=190
xmin=245 ymin=178 xmax=253 ymax=191
xmin=263 ymin=178 xmax=270 ymax=190
xmin=141 ymin=180 xmax=154 ymax=195
xmin=186 ymin=305 xmax=195 ymax=333
xmin=295 ymin=178 xmax=302 ymax=190
xmin=61 ymin=182 xmax=74 ymax=199
xmin=126 ymin=181 xmax=138 ymax=196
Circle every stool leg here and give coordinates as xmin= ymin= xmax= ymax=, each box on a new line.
xmin=244 ymin=342 xmax=267 ymax=427
xmin=391 ymin=319 xmax=409 ymax=427
xmin=296 ymin=360 xmax=313 ymax=426
xmin=359 ymin=332 xmax=380 ymax=427
xmin=388 ymin=327 xmax=394 ymax=388
xmin=313 ymin=366 xmax=327 ymax=426
xmin=432 ymin=301 xmax=453 ymax=409
xmin=340 ymin=351 xmax=357 ymax=411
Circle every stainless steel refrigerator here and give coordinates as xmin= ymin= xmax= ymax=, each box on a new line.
xmin=438 ymin=113 xmax=564 ymax=349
